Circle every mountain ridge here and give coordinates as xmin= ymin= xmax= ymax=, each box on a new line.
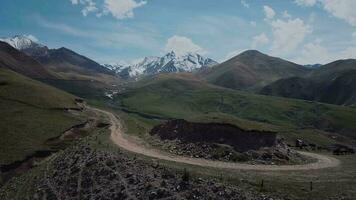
xmin=199 ymin=50 xmax=311 ymax=91
xmin=260 ymin=59 xmax=356 ymax=106
xmin=1 ymin=35 xmax=114 ymax=78
xmin=105 ymin=51 xmax=218 ymax=79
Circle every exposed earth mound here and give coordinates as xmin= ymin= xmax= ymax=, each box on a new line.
xmin=150 ymin=120 xmax=309 ymax=164
xmin=150 ymin=119 xmax=277 ymax=152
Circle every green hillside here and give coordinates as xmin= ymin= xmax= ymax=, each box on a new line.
xmin=0 ymin=68 xmax=85 ymax=165
xmin=116 ymin=74 xmax=356 ymax=145
xmin=199 ymin=50 xmax=310 ymax=91
xmin=261 ymin=59 xmax=356 ymax=106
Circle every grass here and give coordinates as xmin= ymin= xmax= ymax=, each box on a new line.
xmin=0 ymin=69 xmax=78 ymax=109
xmin=2 ymin=70 xmax=356 ymax=199
xmin=87 ymin=121 xmax=356 ymax=200
xmin=115 ymin=74 xmax=356 ymax=146
xmin=1 ymin=102 xmax=355 ymax=200
xmin=0 ymin=69 xmax=85 ymax=165
xmin=40 ymin=79 xmax=111 ymax=100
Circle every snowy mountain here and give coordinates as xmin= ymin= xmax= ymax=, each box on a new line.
xmin=0 ymin=35 xmax=50 ymax=58
xmin=105 ymin=51 xmax=218 ymax=78
xmin=0 ymin=35 xmax=44 ymax=50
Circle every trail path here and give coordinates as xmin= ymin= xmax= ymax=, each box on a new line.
xmin=92 ymin=107 xmax=340 ymax=171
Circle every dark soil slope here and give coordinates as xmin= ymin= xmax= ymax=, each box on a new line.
xmin=150 ymin=119 xmax=277 ymax=152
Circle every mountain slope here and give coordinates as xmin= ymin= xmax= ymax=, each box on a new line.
xmin=35 ymin=47 xmax=113 ymax=76
xmin=261 ymin=59 xmax=356 ymax=106
xmin=0 ymin=41 xmax=53 ymax=79
xmin=199 ymin=50 xmax=310 ymax=91
xmin=1 ymin=35 xmax=123 ymax=100
xmin=1 ymin=35 xmax=117 ymax=83
xmin=117 ymin=74 xmax=356 ymax=146
xmin=106 ymin=51 xmax=218 ymax=78
xmin=309 ymin=59 xmax=356 ymax=82
xmin=0 ymin=68 xmax=85 ymax=166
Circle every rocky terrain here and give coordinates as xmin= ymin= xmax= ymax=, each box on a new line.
xmin=0 ymin=143 xmax=283 ymax=200
xmin=150 ymin=120 xmax=277 ymax=152
xmin=151 ymin=137 xmax=310 ymax=165
xmin=150 ymin=120 xmax=309 ymax=165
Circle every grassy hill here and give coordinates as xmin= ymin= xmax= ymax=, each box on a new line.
xmin=261 ymin=59 xmax=356 ymax=106
xmin=199 ymin=50 xmax=310 ymax=91
xmin=116 ymin=73 xmax=356 ymax=146
xmin=0 ymin=68 xmax=85 ymax=166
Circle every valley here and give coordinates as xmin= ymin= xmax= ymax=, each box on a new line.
xmin=1 ymin=33 xmax=356 ymax=200
xmin=95 ymin=106 xmax=340 ymax=171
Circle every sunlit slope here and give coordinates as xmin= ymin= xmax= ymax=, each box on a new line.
xmin=0 ymin=68 xmax=83 ymax=165
xmin=117 ymin=74 xmax=356 ymax=140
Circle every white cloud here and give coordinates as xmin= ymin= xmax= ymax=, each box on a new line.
xmin=295 ymin=0 xmax=317 ymax=7
xmin=295 ymin=0 xmax=356 ymax=27
xmin=26 ymin=35 xmax=39 ymax=42
xmin=36 ymin=15 xmax=160 ymax=50
xmin=103 ymin=0 xmax=147 ymax=20
xmin=263 ymin=5 xmax=275 ymax=20
xmin=70 ymin=0 xmax=79 ymax=4
xmin=282 ymin=11 xmax=291 ymax=19
xmin=251 ymin=33 xmax=269 ymax=49
xmin=295 ymin=40 xmax=332 ymax=64
xmin=81 ymin=1 xmax=98 ymax=16
xmin=37 ymin=16 xmax=91 ymax=37
xmin=69 ymin=0 xmax=97 ymax=17
xmin=68 ymin=0 xmax=146 ymax=20
xmin=353 ymin=32 xmax=356 ymax=42
xmin=164 ymin=35 xmax=205 ymax=56
xmin=293 ymin=40 xmax=356 ymax=64
xmin=338 ymin=46 xmax=356 ymax=59
xmin=250 ymin=21 xmax=257 ymax=27
xmin=322 ymin=0 xmax=356 ymax=26
xmin=224 ymin=49 xmax=247 ymax=61
xmin=241 ymin=0 xmax=249 ymax=8
xmin=270 ymin=18 xmax=311 ymax=55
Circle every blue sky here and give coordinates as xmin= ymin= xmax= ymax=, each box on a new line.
xmin=1 ymin=0 xmax=356 ymax=64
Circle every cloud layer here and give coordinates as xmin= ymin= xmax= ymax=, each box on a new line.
xmin=69 ymin=0 xmax=146 ymax=20
xmin=164 ymin=36 xmax=205 ymax=56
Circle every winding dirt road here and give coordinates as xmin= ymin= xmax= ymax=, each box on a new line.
xmin=93 ymin=107 xmax=340 ymax=171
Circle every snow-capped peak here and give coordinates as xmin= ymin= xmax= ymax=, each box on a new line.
xmin=0 ymin=35 xmax=44 ymax=50
xmin=104 ymin=51 xmax=219 ymax=78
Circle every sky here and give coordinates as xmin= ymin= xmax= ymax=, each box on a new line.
xmin=0 ymin=0 xmax=356 ymax=65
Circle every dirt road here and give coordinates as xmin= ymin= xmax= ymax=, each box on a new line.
xmin=93 ymin=107 xmax=340 ymax=171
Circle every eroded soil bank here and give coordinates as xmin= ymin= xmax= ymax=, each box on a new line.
xmin=150 ymin=119 xmax=277 ymax=152
xmin=150 ymin=120 xmax=310 ymax=164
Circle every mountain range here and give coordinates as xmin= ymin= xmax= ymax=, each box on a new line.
xmin=0 ymin=35 xmax=122 ymax=99
xmin=105 ymin=51 xmax=218 ymax=79
xmin=1 ymin=35 xmax=356 ymax=106
xmin=1 ymin=35 xmax=115 ymax=82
